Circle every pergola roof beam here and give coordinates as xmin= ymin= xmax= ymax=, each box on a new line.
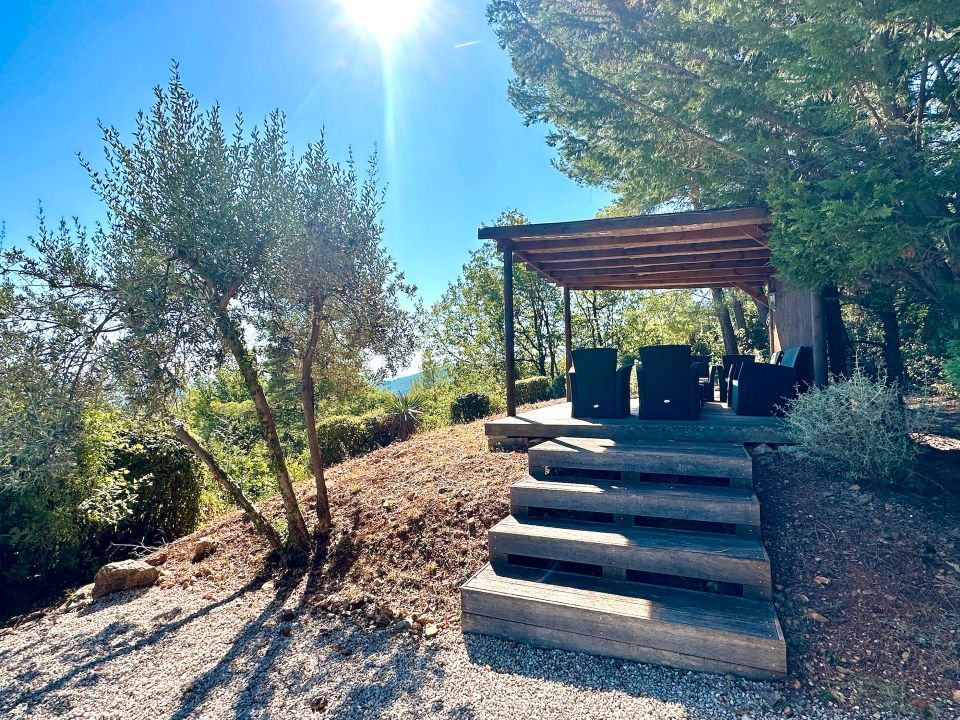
xmin=519 ymin=241 xmax=769 ymax=265
xmin=479 ymin=206 xmax=770 ymax=241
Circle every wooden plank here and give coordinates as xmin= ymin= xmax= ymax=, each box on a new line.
xmin=510 ymin=476 xmax=761 ymax=527
xmin=528 ymin=437 xmax=753 ymax=483
xmin=498 ymin=227 xmax=768 ymax=253
xmin=482 ymin=401 xmax=793 ymax=445
xmin=460 ymin=563 xmax=785 ymax=678
xmin=478 ymin=206 xmax=769 ymax=241
xmin=734 ymin=283 xmax=769 ymax=308
xmin=565 ymin=280 xmax=750 ymax=290
xmin=522 ymin=239 xmax=769 ymax=263
xmin=549 ymin=269 xmax=774 ymax=284
xmin=488 ymin=516 xmax=771 ymax=597
xmin=462 ymin=613 xmax=785 ymax=680
xmin=533 ymin=255 xmax=771 ymax=274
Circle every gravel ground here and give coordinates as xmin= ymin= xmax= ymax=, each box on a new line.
xmin=0 ymin=577 xmax=901 ymax=720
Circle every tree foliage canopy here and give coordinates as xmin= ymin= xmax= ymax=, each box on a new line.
xmin=488 ymin=1 xmax=960 ymax=308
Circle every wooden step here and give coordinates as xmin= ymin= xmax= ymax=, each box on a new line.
xmin=488 ymin=515 xmax=771 ymax=599
xmin=461 ymin=563 xmax=786 ymax=680
xmin=528 ymin=437 xmax=753 ymax=487
xmin=511 ymin=476 xmax=760 ymax=535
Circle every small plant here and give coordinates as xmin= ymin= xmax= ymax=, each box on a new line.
xmin=782 ymin=370 xmax=933 ymax=490
xmin=516 ymin=376 xmax=552 ymax=405
xmin=386 ymin=392 xmax=423 ymax=440
xmin=450 ymin=392 xmax=491 ymax=423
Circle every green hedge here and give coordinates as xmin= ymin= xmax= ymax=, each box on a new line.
xmin=516 ymin=376 xmax=552 ymax=405
xmin=450 ymin=392 xmax=491 ymax=423
xmin=316 ymin=412 xmax=394 ymax=465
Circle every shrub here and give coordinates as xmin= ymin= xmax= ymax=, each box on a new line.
xmin=315 ymin=411 xmax=397 ymax=466
xmin=450 ymin=392 xmax=491 ymax=423
xmin=550 ymin=374 xmax=567 ymax=400
xmin=108 ymin=432 xmax=203 ymax=545
xmin=385 ymin=392 xmax=423 ymax=440
xmin=516 ymin=376 xmax=551 ymax=405
xmin=782 ymin=370 xmax=932 ymax=490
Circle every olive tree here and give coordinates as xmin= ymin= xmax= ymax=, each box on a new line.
xmin=2 ymin=68 xmax=416 ymax=552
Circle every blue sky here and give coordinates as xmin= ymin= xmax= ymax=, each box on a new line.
xmin=0 ymin=1 xmax=612 ymax=311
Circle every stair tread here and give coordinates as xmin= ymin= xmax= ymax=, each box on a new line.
xmin=529 ymin=437 xmax=752 ymax=481
xmin=461 ymin=563 xmax=786 ymax=679
xmin=491 ymin=515 xmax=768 ymax=562
xmin=464 ymin=562 xmax=782 ymax=639
xmin=512 ymin=476 xmax=759 ymax=525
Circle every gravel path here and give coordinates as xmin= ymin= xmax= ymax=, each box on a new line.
xmin=0 ymin=580 xmax=896 ymax=720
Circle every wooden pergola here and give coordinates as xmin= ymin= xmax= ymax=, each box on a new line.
xmin=478 ymin=206 xmax=779 ymax=416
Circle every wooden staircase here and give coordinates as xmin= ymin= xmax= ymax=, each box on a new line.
xmin=461 ymin=436 xmax=787 ymax=680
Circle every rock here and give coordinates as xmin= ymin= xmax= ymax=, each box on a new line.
xmin=192 ymin=536 xmax=216 ymax=562
xmin=805 ymin=609 xmax=829 ymax=624
xmin=415 ymin=614 xmax=435 ymax=626
xmin=260 ymin=580 xmax=276 ymax=593
xmin=310 ymin=696 xmax=328 ymax=712
xmin=423 ymin=624 xmax=439 ymax=639
xmin=145 ymin=551 xmax=167 ymax=566
xmin=760 ymin=690 xmax=782 ymax=707
xmin=813 ymin=575 xmax=831 ymax=586
xmin=952 ymin=689 xmax=960 ymax=704
xmin=797 ymin=594 xmax=810 ymax=604
xmin=848 ymin=484 xmax=861 ymax=492
xmin=280 ymin=609 xmax=296 ymax=622
xmin=92 ymin=560 xmax=160 ymax=598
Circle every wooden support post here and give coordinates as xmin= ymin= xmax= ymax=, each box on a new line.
xmin=504 ymin=240 xmax=517 ymax=416
xmin=810 ymin=291 xmax=827 ymax=387
xmin=563 ymin=286 xmax=573 ymax=402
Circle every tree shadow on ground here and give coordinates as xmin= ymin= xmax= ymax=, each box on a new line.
xmin=168 ymin=528 xmax=447 ymax=720
xmin=0 ymin=579 xmax=266 ymax=715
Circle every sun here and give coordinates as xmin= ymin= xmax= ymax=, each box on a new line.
xmin=336 ymin=0 xmax=430 ymax=49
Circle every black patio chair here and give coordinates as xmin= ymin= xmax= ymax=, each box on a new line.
xmin=568 ymin=348 xmax=632 ymax=419
xmin=731 ymin=345 xmax=814 ymax=416
xmin=637 ymin=345 xmax=701 ymax=420
xmin=717 ymin=354 xmax=756 ymax=404
xmin=691 ymin=354 xmax=712 ymax=402
xmin=780 ymin=345 xmax=814 ymax=390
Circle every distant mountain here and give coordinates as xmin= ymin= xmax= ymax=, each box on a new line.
xmin=380 ymin=372 xmax=422 ymax=395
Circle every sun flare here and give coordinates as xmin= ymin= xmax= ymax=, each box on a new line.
xmin=336 ymin=0 xmax=430 ymax=49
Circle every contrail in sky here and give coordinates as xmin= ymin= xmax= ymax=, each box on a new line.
xmin=454 ymin=40 xmax=481 ymax=48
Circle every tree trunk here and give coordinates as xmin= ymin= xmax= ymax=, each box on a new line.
xmin=711 ymin=288 xmax=738 ymax=355
xmin=822 ymin=285 xmax=848 ymax=380
xmin=302 ymin=300 xmax=331 ymax=535
xmin=214 ymin=309 xmax=312 ymax=553
xmin=170 ymin=421 xmax=284 ymax=549
xmin=877 ymin=304 xmax=906 ymax=386
xmin=730 ymin=292 xmax=748 ymax=333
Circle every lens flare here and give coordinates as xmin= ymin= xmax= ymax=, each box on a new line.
xmin=336 ymin=0 xmax=430 ymax=49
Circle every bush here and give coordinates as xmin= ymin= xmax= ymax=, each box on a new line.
xmin=516 ymin=376 xmax=552 ymax=405
xmin=108 ymin=432 xmax=203 ymax=545
xmin=782 ymin=370 xmax=931 ymax=490
xmin=450 ymin=392 xmax=491 ymax=423
xmin=0 ymin=403 xmax=203 ymax=618
xmin=550 ymin=374 xmax=567 ymax=400
xmin=315 ymin=411 xmax=396 ymax=466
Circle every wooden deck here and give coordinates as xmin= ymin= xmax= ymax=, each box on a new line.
xmin=485 ymin=400 xmax=791 ymax=450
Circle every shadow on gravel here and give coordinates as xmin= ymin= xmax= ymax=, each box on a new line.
xmin=0 ymin=579 xmax=265 ymax=715
xmin=166 ymin=530 xmax=445 ymax=720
